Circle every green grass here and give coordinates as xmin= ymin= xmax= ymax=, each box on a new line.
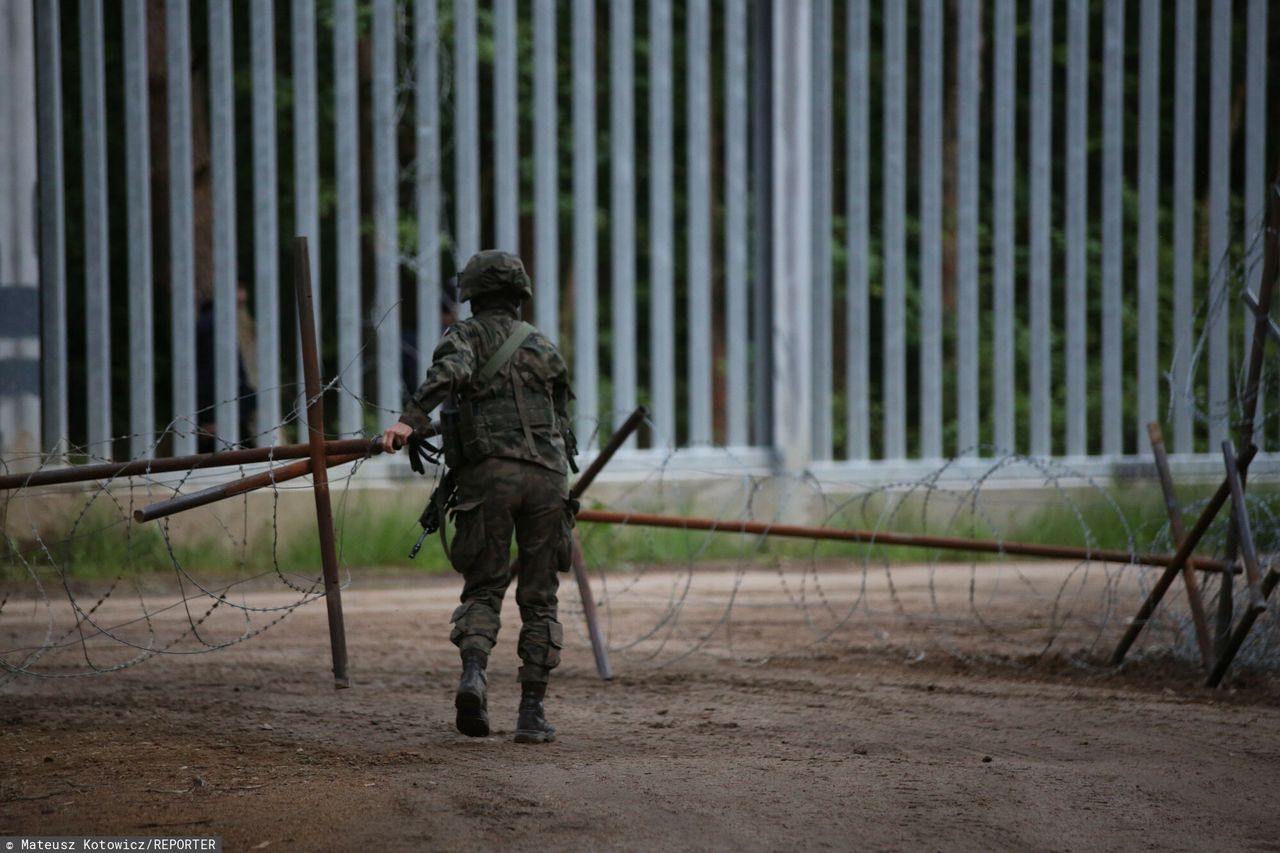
xmin=1 ymin=497 xmax=449 ymax=581
xmin=1004 ymin=481 xmax=1280 ymax=555
xmin=1005 ymin=487 xmax=1171 ymax=552
xmin=284 ymin=502 xmax=457 ymax=575
xmin=7 ymin=481 xmax=1275 ymax=580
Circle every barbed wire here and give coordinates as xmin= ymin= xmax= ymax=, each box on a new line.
xmin=5 ymin=161 xmax=1279 ymax=687
xmin=4 ymin=362 xmax=1279 ymax=683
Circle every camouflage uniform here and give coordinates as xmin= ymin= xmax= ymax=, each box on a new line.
xmin=398 ymin=251 xmax=575 ymax=685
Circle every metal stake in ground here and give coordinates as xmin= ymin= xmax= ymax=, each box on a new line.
xmin=1204 ymin=184 xmax=1280 ymax=686
xmin=1147 ymin=421 xmax=1213 ymax=669
xmin=1207 ymin=569 xmax=1279 ymax=688
xmin=566 ymin=405 xmax=648 ymax=681
xmin=1221 ymin=440 xmax=1268 ymax=615
xmin=295 ymin=236 xmax=350 ymax=690
xmin=1206 ymin=443 xmax=1274 ymax=687
xmin=1108 ymin=445 xmax=1257 ymax=665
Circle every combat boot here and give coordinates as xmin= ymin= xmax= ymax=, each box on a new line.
xmin=513 ymin=681 xmax=556 ymax=744
xmin=454 ymin=648 xmax=489 ymax=737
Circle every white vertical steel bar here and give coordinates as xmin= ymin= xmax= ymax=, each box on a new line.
xmin=209 ymin=0 xmax=238 ymax=447
xmin=881 ymin=0 xmax=905 ymax=460
xmin=1244 ymin=0 xmax=1269 ymax=271
xmin=1137 ymin=0 xmax=1160 ymax=450
xmin=810 ymin=0 xmax=833 ymax=461
xmin=1172 ymin=0 xmax=1196 ymax=453
xmin=124 ymin=0 xmax=154 ymax=457
xmin=750 ymin=0 xmax=773 ymax=449
xmin=495 ymin=0 xmax=519 ymax=253
xmin=650 ymin=0 xmax=674 ymax=446
xmin=166 ymin=0 xmax=196 ymax=455
xmin=252 ymin=0 xmax=280 ymax=446
xmin=415 ymin=0 xmax=441 ymax=393
xmin=846 ymin=0 xmax=868 ymax=460
xmin=573 ymin=0 xmax=598 ymax=445
xmin=611 ymin=0 xmax=637 ymax=445
xmin=918 ymin=1 xmax=942 ymax=459
xmin=2 ymin=2 xmax=41 ymax=460
xmin=1101 ymin=0 xmax=1124 ymax=456
xmin=956 ymin=0 xmax=980 ymax=456
xmin=36 ymin=0 xmax=67 ymax=453
xmin=532 ymin=2 xmax=558 ymax=343
xmin=292 ymin=0 xmax=320 ymax=274
xmin=771 ymin=0 xmax=812 ymax=471
xmin=293 ymin=0 xmax=320 ymax=427
xmin=336 ymin=0 xmax=363 ymax=434
xmin=455 ymin=0 xmax=480 ymax=298
xmin=1029 ymin=0 xmax=1052 ymax=456
xmin=1207 ymin=0 xmax=1231 ymax=448
xmin=992 ymin=0 xmax=1015 ymax=453
xmin=1244 ymin=0 xmax=1268 ymax=447
xmin=373 ymin=0 xmax=401 ymax=418
xmin=1064 ymin=0 xmax=1087 ymax=457
xmin=80 ymin=0 xmax=111 ymax=458
xmin=534 ymin=0 xmax=559 ymax=342
xmin=688 ymin=0 xmax=712 ymax=446
xmin=725 ymin=0 xmax=748 ymax=448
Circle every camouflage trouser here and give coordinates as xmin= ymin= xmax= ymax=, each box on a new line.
xmin=446 ymin=456 xmax=573 ymax=683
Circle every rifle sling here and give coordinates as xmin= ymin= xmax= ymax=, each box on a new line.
xmin=477 ymin=321 xmax=534 ymax=384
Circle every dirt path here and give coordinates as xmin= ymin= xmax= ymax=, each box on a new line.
xmin=2 ymin=569 xmax=1278 ymax=851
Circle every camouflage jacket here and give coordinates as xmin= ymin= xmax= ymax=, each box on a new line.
xmin=399 ymin=306 xmax=575 ymax=475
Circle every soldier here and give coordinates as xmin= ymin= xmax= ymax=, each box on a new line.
xmin=381 ymin=250 xmax=577 ymax=745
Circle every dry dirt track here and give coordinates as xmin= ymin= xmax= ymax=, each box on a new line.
xmin=2 ymin=566 xmax=1279 ymax=852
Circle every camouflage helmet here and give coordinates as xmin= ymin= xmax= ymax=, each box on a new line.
xmin=458 ymin=250 xmax=533 ymax=303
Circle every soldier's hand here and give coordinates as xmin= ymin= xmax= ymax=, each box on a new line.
xmin=381 ymin=421 xmax=414 ymax=454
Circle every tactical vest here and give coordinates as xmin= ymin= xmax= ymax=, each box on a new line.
xmin=440 ymin=321 xmax=560 ymax=470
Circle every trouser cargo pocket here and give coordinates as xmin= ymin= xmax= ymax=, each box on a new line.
xmin=449 ymin=600 xmax=501 ymax=647
xmin=448 ymin=499 xmax=486 ymax=573
xmin=518 ymin=619 xmax=564 ymax=670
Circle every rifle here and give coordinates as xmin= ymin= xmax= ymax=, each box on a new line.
xmin=410 ymin=466 xmax=457 ymax=559
xmin=400 ymin=424 xmax=452 ymax=560
xmin=565 ymin=426 xmax=580 ymax=474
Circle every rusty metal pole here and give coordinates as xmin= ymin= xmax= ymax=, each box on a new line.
xmin=0 ymin=438 xmax=387 ymax=492
xmin=1237 ymin=185 xmax=1280 ymax=443
xmin=1215 ymin=555 xmax=1235 ymax=658
xmin=295 ymin=236 xmax=350 ymax=689
xmin=564 ymin=406 xmax=646 ymax=681
xmin=570 ymin=406 xmax=649 ymax=501
xmin=133 ymin=450 xmax=368 ymax=523
xmin=1147 ymin=421 xmax=1213 ymax=668
xmin=1108 ymin=443 xmax=1256 ymax=665
xmin=1206 ymin=568 xmax=1279 ymax=687
xmin=1204 ymin=185 xmax=1280 ymax=685
xmin=1222 ymin=440 xmax=1268 ymax=615
xmin=1119 ymin=188 xmax=1278 ymax=671
xmin=573 ymin=509 xmax=1234 ymax=573
xmin=569 ymin=534 xmax=611 ymax=679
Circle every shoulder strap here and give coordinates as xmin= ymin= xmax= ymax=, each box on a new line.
xmin=476 ymin=321 xmax=534 ymax=385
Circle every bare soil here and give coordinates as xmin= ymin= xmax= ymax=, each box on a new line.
xmin=2 ymin=564 xmax=1278 ymax=852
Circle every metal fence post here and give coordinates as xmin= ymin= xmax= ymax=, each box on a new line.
xmin=771 ymin=0 xmax=813 ymax=471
